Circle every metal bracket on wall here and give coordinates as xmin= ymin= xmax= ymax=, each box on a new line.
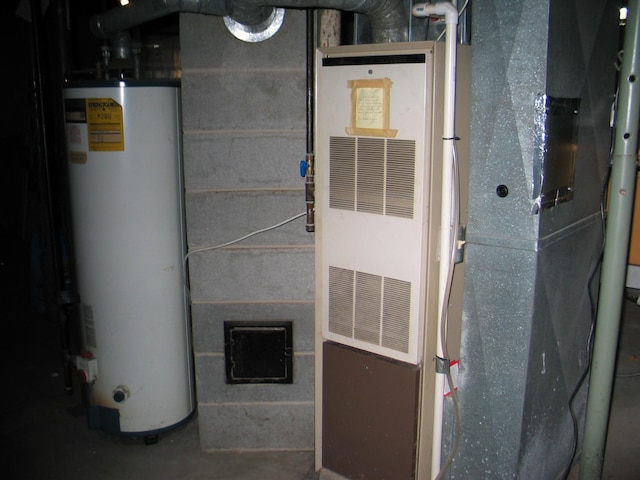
xmin=455 ymin=225 xmax=466 ymax=264
xmin=435 ymin=355 xmax=450 ymax=374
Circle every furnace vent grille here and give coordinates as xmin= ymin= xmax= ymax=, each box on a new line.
xmin=328 ymin=266 xmax=411 ymax=354
xmin=329 ymin=137 xmax=415 ymax=219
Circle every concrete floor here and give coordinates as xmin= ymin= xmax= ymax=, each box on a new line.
xmin=1 ymin=297 xmax=639 ymax=480
xmin=601 ymin=295 xmax=640 ymax=479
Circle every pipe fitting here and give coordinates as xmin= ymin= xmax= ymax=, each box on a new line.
xmin=225 ymin=0 xmax=274 ymax=26
xmin=112 ymin=385 xmax=131 ymax=403
xmin=412 ymin=1 xmax=459 ymax=25
xmin=223 ymin=7 xmax=285 ymax=42
xmin=365 ymin=0 xmax=408 ymax=42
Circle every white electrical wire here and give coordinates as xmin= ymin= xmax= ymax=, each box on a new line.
xmin=182 ymin=212 xmax=307 ymax=291
xmin=435 ymin=141 xmax=463 ymax=480
xmin=410 ymin=2 xmax=464 ymax=476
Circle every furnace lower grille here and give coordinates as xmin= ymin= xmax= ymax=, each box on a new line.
xmin=328 ymin=266 xmax=411 ymax=354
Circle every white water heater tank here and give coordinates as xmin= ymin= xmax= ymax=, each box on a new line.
xmin=64 ymin=80 xmax=195 ymax=437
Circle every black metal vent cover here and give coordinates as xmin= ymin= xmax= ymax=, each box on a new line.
xmin=224 ymin=321 xmax=293 ymax=384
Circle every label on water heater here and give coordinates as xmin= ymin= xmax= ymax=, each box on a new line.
xmin=65 ymin=97 xmax=125 ymax=152
xmin=86 ymin=98 xmax=125 ymax=152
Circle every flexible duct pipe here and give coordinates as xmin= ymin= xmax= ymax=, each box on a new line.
xmin=412 ymin=2 xmax=459 ymax=478
xmin=90 ymin=0 xmax=227 ymax=38
xmin=90 ymin=0 xmax=407 ymax=43
xmin=579 ymin=0 xmax=640 ymax=478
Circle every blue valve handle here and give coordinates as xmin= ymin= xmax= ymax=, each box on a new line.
xmin=300 ymin=160 xmax=309 ymax=177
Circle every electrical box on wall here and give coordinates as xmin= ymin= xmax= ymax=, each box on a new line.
xmin=316 ymin=41 xmax=469 ymax=366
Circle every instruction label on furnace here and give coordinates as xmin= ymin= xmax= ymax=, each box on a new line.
xmin=346 ymin=78 xmax=397 ymax=138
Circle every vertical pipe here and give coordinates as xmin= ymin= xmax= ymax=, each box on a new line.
xmin=413 ymin=3 xmax=459 ymax=478
xmin=580 ymin=1 xmax=640 ymax=478
xmin=306 ymin=8 xmax=314 ymax=169
xmin=305 ymin=9 xmax=316 ymax=233
xmin=434 ymin=16 xmax=457 ymax=479
xmin=52 ymin=0 xmax=79 ymax=395
xmin=29 ymin=0 xmax=56 ymax=311
xmin=30 ymin=0 xmax=77 ymax=394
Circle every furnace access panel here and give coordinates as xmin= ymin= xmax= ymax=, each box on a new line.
xmin=316 ymin=41 xmax=470 ymax=366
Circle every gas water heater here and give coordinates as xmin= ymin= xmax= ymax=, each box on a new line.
xmin=315 ymin=41 xmax=471 ymax=479
xmin=64 ymin=81 xmax=195 ymax=439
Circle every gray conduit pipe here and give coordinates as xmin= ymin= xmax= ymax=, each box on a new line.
xmin=90 ymin=0 xmax=407 ymax=43
xmin=579 ymin=0 xmax=640 ymax=477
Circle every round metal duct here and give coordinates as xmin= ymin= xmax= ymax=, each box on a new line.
xmin=223 ymin=7 xmax=285 ymax=42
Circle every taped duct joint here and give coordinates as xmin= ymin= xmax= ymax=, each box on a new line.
xmin=90 ymin=0 xmax=407 ymax=43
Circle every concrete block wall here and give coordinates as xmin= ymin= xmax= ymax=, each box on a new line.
xmin=179 ymin=11 xmax=314 ymax=451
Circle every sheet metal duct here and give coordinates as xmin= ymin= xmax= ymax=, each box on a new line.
xmin=90 ymin=0 xmax=407 ymax=43
xmin=450 ymin=0 xmax=619 ymax=477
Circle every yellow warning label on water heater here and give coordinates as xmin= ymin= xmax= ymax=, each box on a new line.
xmin=86 ymin=98 xmax=124 ymax=151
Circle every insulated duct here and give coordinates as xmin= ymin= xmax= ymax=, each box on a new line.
xmin=90 ymin=0 xmax=407 ymax=43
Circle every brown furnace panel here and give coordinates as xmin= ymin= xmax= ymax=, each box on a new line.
xmin=322 ymin=341 xmax=420 ymax=480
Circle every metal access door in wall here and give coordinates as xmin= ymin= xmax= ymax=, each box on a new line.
xmin=315 ymin=41 xmax=471 ymax=479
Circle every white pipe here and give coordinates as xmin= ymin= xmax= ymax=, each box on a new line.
xmin=412 ymin=3 xmax=459 ymax=479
